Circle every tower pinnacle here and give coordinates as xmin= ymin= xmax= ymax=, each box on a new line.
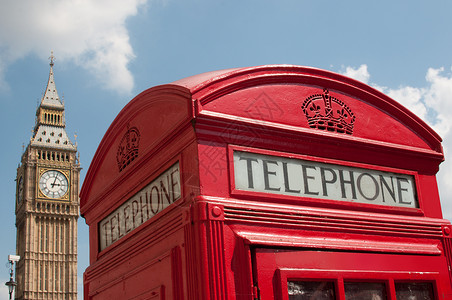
xmin=49 ymin=51 xmax=55 ymax=67
xmin=30 ymin=54 xmax=76 ymax=151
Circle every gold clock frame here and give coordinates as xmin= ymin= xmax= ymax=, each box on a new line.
xmin=37 ymin=167 xmax=71 ymax=201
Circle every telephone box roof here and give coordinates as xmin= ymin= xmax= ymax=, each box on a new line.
xmin=171 ymin=64 xmax=441 ymax=145
xmin=80 ymin=65 xmax=443 ymax=210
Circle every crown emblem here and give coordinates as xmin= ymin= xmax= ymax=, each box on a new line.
xmin=301 ymin=88 xmax=355 ymax=135
xmin=117 ymin=125 xmax=140 ymax=172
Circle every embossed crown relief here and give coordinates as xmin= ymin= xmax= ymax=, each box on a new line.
xmin=117 ymin=124 xmax=140 ymax=172
xmin=302 ymin=88 xmax=355 ymax=135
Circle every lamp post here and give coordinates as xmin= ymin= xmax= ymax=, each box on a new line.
xmin=5 ymin=255 xmax=19 ymax=300
xmin=5 ymin=277 xmax=16 ymax=300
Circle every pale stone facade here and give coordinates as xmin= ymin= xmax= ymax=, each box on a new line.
xmin=15 ymin=56 xmax=80 ymax=300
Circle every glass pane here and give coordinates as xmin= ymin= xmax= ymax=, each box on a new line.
xmin=395 ymin=282 xmax=434 ymax=300
xmin=288 ymin=281 xmax=335 ymax=300
xmin=344 ymin=282 xmax=387 ymax=300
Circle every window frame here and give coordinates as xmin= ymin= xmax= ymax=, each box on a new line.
xmin=276 ymin=268 xmax=440 ymax=300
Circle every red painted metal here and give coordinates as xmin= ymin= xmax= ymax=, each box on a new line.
xmin=80 ymin=65 xmax=452 ymax=299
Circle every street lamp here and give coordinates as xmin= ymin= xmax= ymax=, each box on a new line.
xmin=5 ymin=278 xmax=16 ymax=300
xmin=5 ymin=255 xmax=19 ymax=300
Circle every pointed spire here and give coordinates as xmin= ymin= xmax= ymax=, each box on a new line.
xmin=30 ymin=52 xmax=76 ymax=151
xmin=40 ymin=51 xmax=63 ymax=109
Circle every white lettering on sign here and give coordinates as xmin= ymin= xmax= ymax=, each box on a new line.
xmin=99 ymin=162 xmax=181 ymax=250
xmin=233 ymin=151 xmax=418 ymax=209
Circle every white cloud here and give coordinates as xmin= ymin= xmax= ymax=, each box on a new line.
xmin=341 ymin=65 xmax=452 ymax=222
xmin=424 ymin=67 xmax=452 ymax=136
xmin=342 ymin=64 xmax=371 ymax=85
xmin=423 ymin=67 xmax=452 ymax=221
xmin=0 ymin=0 xmax=147 ymax=95
xmin=386 ymin=87 xmax=428 ymax=122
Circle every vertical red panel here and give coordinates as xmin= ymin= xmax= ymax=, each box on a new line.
xmin=184 ymin=223 xmax=198 ymax=300
xmin=171 ymin=246 xmax=184 ymax=300
xmin=190 ymin=201 xmax=227 ymax=300
xmin=83 ymin=279 xmax=90 ymax=300
xmin=206 ymin=219 xmax=227 ymax=300
xmin=443 ymin=225 xmax=452 ymax=286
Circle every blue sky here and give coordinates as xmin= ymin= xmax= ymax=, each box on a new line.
xmin=1 ymin=0 xmax=452 ymax=298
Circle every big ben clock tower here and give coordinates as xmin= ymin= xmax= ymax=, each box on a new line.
xmin=15 ymin=54 xmax=80 ymax=300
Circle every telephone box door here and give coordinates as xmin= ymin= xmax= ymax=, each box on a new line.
xmin=253 ymin=248 xmax=450 ymax=300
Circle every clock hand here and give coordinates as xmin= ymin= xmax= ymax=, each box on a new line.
xmin=51 ymin=174 xmax=58 ymax=188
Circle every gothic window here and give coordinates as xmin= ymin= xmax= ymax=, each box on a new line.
xmin=40 ymin=222 xmax=44 ymax=252
xmin=45 ymin=223 xmax=49 ymax=252
xmin=54 ymin=263 xmax=58 ymax=291
xmin=39 ymin=261 xmax=43 ymax=291
xmin=55 ymin=222 xmax=59 ymax=252
xmin=60 ymin=222 xmax=64 ymax=252
xmin=44 ymin=262 xmax=48 ymax=291
xmin=18 ymin=224 xmax=24 ymax=257
xmin=60 ymin=264 xmax=64 ymax=291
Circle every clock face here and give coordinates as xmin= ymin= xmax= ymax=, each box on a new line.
xmin=17 ymin=177 xmax=24 ymax=203
xmin=39 ymin=170 xmax=69 ymax=199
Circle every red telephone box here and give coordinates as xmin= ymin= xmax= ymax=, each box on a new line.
xmin=80 ymin=65 xmax=452 ymax=299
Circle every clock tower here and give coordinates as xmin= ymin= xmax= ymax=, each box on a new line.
xmin=15 ymin=55 xmax=80 ymax=300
